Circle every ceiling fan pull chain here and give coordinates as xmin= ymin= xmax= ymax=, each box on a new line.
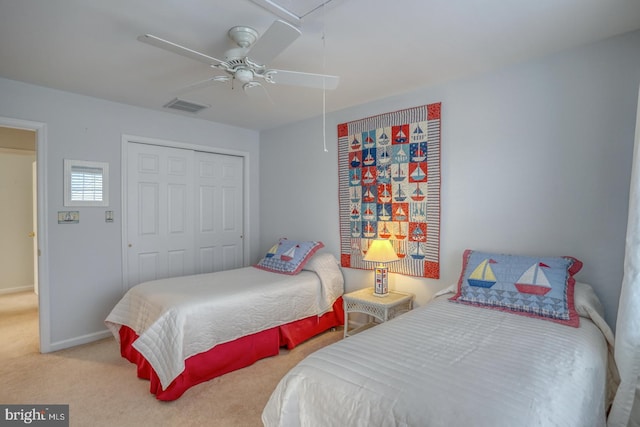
xmin=322 ymin=3 xmax=328 ymax=153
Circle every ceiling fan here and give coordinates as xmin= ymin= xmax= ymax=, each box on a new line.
xmin=138 ymin=20 xmax=339 ymax=95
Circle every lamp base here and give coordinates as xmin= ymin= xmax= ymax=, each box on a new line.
xmin=373 ymin=265 xmax=389 ymax=297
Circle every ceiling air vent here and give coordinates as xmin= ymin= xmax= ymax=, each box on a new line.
xmin=163 ymin=98 xmax=209 ymax=114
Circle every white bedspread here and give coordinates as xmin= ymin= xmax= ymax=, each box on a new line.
xmin=105 ymin=253 xmax=343 ymax=390
xmin=263 ymin=296 xmax=610 ymax=427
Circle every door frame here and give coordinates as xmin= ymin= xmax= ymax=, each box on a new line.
xmin=0 ymin=116 xmax=50 ymax=353
xmin=121 ymin=134 xmax=251 ymax=292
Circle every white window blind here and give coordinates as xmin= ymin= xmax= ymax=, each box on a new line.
xmin=71 ymin=165 xmax=103 ymax=201
xmin=64 ymin=159 xmax=109 ymax=207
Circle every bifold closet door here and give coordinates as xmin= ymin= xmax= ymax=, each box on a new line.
xmin=126 ymin=143 xmax=245 ymax=288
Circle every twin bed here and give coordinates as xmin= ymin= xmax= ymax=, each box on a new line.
xmin=107 ymin=245 xmax=619 ymax=426
xmin=262 ymin=249 xmax=618 ymax=426
xmin=263 ymin=283 xmax=614 ymax=426
xmin=106 ymin=241 xmax=344 ymax=400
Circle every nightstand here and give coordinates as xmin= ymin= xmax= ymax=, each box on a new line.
xmin=343 ymin=288 xmax=414 ymax=337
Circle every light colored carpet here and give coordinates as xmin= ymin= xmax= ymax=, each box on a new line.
xmin=0 ymin=291 xmax=343 ymax=426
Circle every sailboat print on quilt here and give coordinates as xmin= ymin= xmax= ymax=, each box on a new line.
xmin=467 ymin=258 xmax=497 ymax=288
xmin=515 ymin=262 xmax=552 ymax=295
xmin=265 ymin=243 xmax=279 ymax=258
xmin=280 ymin=245 xmax=296 ymax=262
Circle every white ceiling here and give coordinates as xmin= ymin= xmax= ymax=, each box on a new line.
xmin=1 ymin=0 xmax=639 ymax=131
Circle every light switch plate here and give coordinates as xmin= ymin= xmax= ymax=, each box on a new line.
xmin=58 ymin=211 xmax=79 ymax=224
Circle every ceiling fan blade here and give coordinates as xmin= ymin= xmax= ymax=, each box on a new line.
xmin=243 ymin=82 xmax=275 ymax=104
xmin=267 ymin=70 xmax=340 ymax=90
xmin=247 ymin=20 xmax=301 ymax=65
xmin=138 ymin=34 xmax=224 ymax=67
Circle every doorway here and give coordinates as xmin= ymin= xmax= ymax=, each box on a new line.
xmin=0 ymin=125 xmax=38 ymax=354
xmin=0 ymin=117 xmax=48 ymax=353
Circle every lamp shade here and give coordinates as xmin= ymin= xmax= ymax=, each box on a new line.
xmin=363 ymin=239 xmax=399 ymax=263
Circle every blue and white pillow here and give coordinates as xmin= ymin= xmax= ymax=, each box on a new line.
xmin=255 ymin=238 xmax=324 ymax=275
xmin=450 ymin=249 xmax=582 ymax=327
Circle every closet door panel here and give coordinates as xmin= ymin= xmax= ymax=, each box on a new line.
xmin=127 ymin=143 xmax=195 ymax=287
xmin=195 ymin=152 xmax=244 ymax=274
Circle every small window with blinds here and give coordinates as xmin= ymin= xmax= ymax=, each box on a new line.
xmin=63 ymin=159 xmax=109 ymax=207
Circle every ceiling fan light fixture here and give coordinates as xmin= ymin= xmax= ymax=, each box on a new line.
xmin=235 ymin=68 xmax=254 ymax=83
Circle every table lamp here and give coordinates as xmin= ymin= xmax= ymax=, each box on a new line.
xmin=363 ymin=239 xmax=399 ymax=296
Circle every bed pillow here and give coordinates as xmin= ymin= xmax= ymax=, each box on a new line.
xmin=450 ymin=249 xmax=582 ymax=327
xmin=255 ymin=238 xmax=324 ymax=275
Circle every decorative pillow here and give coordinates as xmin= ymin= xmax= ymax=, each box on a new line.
xmin=450 ymin=249 xmax=583 ymax=327
xmin=255 ymin=238 xmax=324 ymax=275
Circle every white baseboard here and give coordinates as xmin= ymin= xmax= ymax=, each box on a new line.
xmin=0 ymin=285 xmax=34 ymax=295
xmin=45 ymin=329 xmax=113 ymax=353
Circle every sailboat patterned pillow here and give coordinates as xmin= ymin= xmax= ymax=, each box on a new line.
xmin=255 ymin=238 xmax=324 ymax=275
xmin=449 ymin=249 xmax=583 ymax=327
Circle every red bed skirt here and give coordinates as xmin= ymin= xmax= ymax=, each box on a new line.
xmin=118 ymin=297 xmax=344 ymax=401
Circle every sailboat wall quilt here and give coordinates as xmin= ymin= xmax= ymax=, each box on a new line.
xmin=338 ymin=103 xmax=441 ymax=279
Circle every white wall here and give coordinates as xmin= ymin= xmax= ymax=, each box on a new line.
xmin=260 ymin=30 xmax=640 ymax=330
xmin=0 ymin=78 xmax=260 ymax=350
xmin=0 ymin=150 xmax=35 ymax=292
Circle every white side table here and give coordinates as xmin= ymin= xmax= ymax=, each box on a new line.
xmin=343 ymin=288 xmax=414 ymax=337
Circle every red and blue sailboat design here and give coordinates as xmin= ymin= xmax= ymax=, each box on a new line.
xmin=379 ymin=223 xmax=392 ymax=239
xmin=467 ymin=258 xmax=497 ymax=288
xmin=362 ymin=168 xmax=376 ymax=184
xmin=280 ymin=245 xmax=297 ymax=262
xmin=350 ymin=153 xmax=361 ymax=167
xmin=350 ymin=206 xmax=360 ymax=219
xmin=363 ymin=221 xmax=376 ymax=238
xmin=362 ymin=186 xmax=375 ymax=203
xmin=364 ymin=133 xmax=375 ymax=148
xmin=378 ymin=204 xmax=391 ymax=221
xmin=394 ymin=205 xmax=407 ymax=221
xmin=350 ymin=169 xmax=360 ymax=185
xmin=410 ymin=163 xmax=426 ymax=181
xmin=378 ymin=130 xmax=390 ymax=146
xmin=378 ymin=147 xmax=391 ymax=164
xmin=392 ymin=165 xmax=406 ymax=182
xmin=350 ymin=187 xmax=360 ymax=202
xmin=394 ymin=184 xmax=407 ymax=202
xmin=411 ymin=183 xmax=425 ymax=201
xmin=411 ymin=124 xmax=426 ymax=142
xmin=412 ymin=144 xmax=426 ymax=162
xmin=379 ymin=187 xmax=392 ymax=204
xmin=362 ymin=206 xmax=376 ymax=220
xmin=363 ymin=151 xmax=375 ymax=166
xmin=377 ymin=165 xmax=390 ymax=181
xmin=394 ymin=146 xmax=408 ymax=162
xmin=410 ymin=243 xmax=425 ymax=260
xmin=515 ymin=262 xmax=552 ymax=295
